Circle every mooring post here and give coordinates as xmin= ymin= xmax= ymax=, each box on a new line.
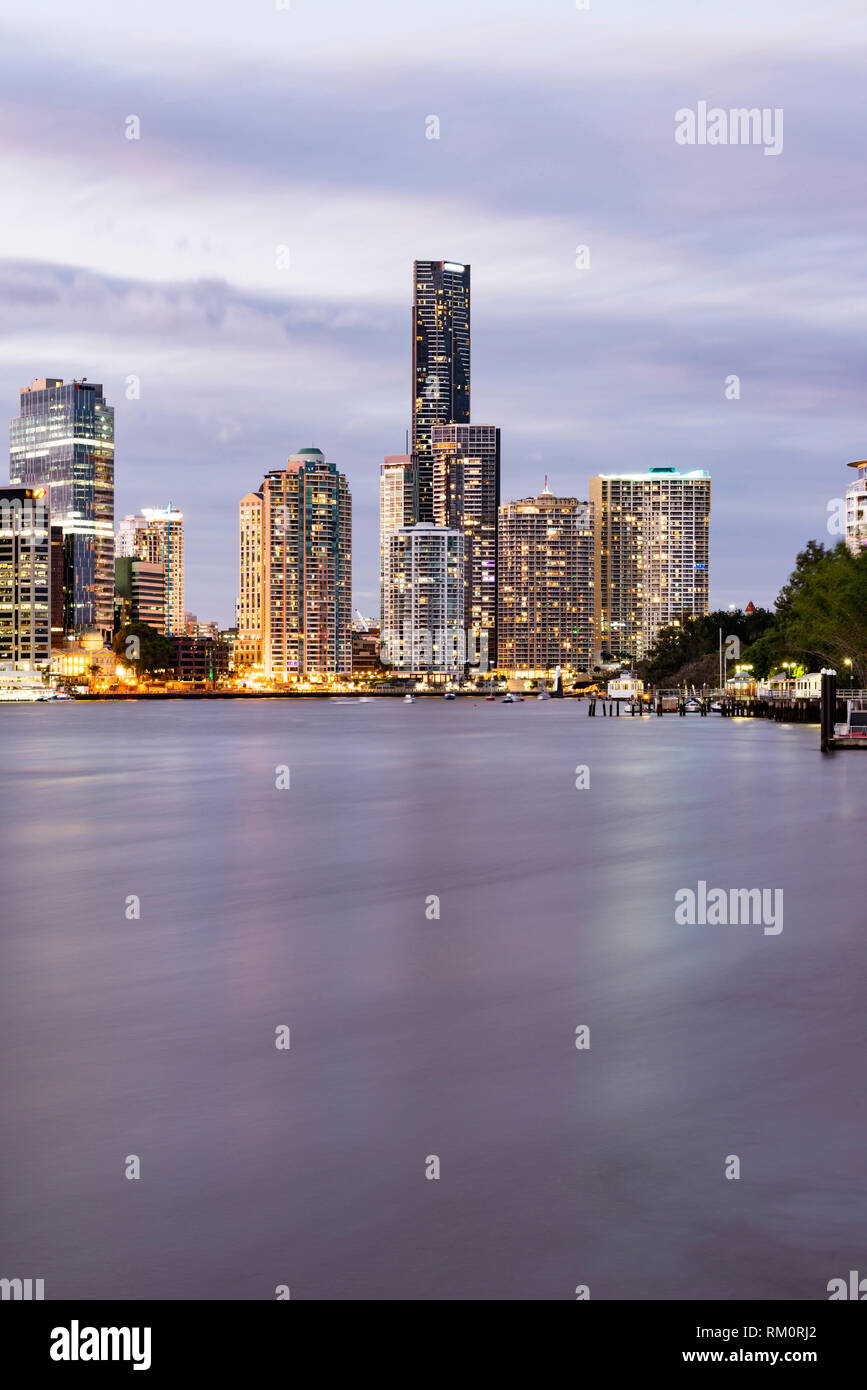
xmin=820 ymin=669 xmax=837 ymax=752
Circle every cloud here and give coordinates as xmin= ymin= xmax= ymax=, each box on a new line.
xmin=1 ymin=1 xmax=866 ymax=619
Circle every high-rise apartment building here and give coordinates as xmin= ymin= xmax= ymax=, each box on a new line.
xmin=589 ymin=466 xmax=710 ymax=660
xmin=236 ymin=488 xmax=263 ymax=668
xmin=845 ymin=460 xmax=867 ymax=554
xmin=261 ymin=447 xmax=352 ymax=679
xmin=0 ymin=486 xmax=51 ymax=673
xmin=10 ymin=378 xmax=114 ymax=640
xmin=116 ymin=505 xmax=185 ymax=635
xmin=379 ymin=454 xmax=417 ymax=633
xmin=498 ymin=486 xmax=594 ymax=675
xmin=381 ymin=522 xmax=465 ymax=675
xmin=432 ymin=423 xmax=499 ymax=667
xmin=412 ymin=260 xmax=470 ymax=520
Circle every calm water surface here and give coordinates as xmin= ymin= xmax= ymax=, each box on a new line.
xmin=1 ymin=699 xmax=865 ymax=1299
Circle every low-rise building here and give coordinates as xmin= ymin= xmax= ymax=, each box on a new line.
xmin=169 ymin=635 xmax=230 ymax=683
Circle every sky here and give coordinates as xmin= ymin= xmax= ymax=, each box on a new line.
xmin=1 ymin=0 xmax=866 ymax=624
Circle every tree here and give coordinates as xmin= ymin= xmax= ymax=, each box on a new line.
xmin=112 ymin=623 xmax=175 ymax=676
xmin=775 ymin=540 xmax=829 ymax=620
xmin=638 ymin=609 xmax=776 ymax=685
xmin=776 ymin=543 xmax=867 ymax=685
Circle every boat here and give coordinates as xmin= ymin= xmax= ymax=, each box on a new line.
xmin=502 ymin=692 xmax=516 ymax=703
xmin=834 ymin=695 xmax=867 ymax=746
xmin=403 ymin=693 xmax=416 ymax=703
xmin=443 ymin=692 xmax=456 ymax=700
xmin=0 ymin=685 xmax=71 ymax=703
xmin=684 ymin=697 xmax=702 ymax=713
xmin=485 ymin=694 xmax=496 ymax=702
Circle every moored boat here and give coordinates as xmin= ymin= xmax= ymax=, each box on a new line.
xmin=0 ymin=685 xmax=72 ymax=703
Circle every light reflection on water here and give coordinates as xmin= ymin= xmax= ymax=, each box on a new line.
xmin=0 ymin=700 xmax=864 ymax=1300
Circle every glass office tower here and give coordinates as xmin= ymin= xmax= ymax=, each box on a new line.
xmin=10 ymin=378 xmax=114 ymax=640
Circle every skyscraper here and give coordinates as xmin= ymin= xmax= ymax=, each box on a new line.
xmin=432 ymin=423 xmax=500 ymax=667
xmin=114 ymin=557 xmax=167 ymax=634
xmin=236 ymin=488 xmax=263 ymax=669
xmin=0 ymin=486 xmax=50 ymax=673
xmin=588 ymin=466 xmax=710 ymax=660
xmin=116 ymin=506 xmax=185 ymax=636
xmin=10 ymin=378 xmax=114 ymax=640
xmin=381 ymin=522 xmax=465 ymax=675
xmin=261 ymin=447 xmax=352 ymax=679
xmin=412 ymin=260 xmax=470 ymax=521
xmin=379 ymin=454 xmax=416 ymax=633
xmin=498 ymin=486 xmax=594 ymax=675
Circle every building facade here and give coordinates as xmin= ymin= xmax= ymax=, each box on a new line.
xmin=10 ymin=378 xmax=114 ymax=640
xmin=381 ymin=522 xmax=465 ymax=675
xmin=589 ymin=466 xmax=710 ymax=661
xmin=169 ymin=635 xmax=230 ymax=684
xmin=49 ymin=525 xmax=66 ymax=648
xmin=351 ymin=626 xmax=382 ymax=675
xmin=379 ymin=454 xmax=417 ymax=634
xmin=261 ymin=448 xmax=352 ymax=679
xmin=412 ymin=260 xmax=471 ymax=521
xmin=497 ymin=487 xmax=594 ymax=675
xmin=845 ymin=459 xmax=867 ymax=554
xmin=432 ymin=423 xmax=500 ymax=667
xmin=236 ymin=489 xmax=263 ymax=668
xmin=0 ymin=486 xmax=51 ymax=673
xmin=114 ymin=557 xmax=167 ymax=634
xmin=116 ymin=505 xmax=185 ymax=635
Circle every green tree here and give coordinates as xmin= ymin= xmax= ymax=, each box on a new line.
xmin=776 ymin=543 xmax=867 ymax=685
xmin=112 ymin=623 xmax=175 ymax=676
xmin=638 ymin=609 xmax=776 ymax=685
xmin=775 ymin=540 xmax=829 ymax=620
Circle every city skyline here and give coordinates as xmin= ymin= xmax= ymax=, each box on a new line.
xmin=1 ymin=0 xmax=863 ymax=625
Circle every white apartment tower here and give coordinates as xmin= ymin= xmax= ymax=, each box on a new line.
xmin=381 ymin=522 xmax=465 ymax=675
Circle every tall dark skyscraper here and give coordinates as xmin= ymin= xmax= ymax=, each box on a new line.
xmin=10 ymin=378 xmax=115 ymax=640
xmin=412 ymin=260 xmax=470 ymax=521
